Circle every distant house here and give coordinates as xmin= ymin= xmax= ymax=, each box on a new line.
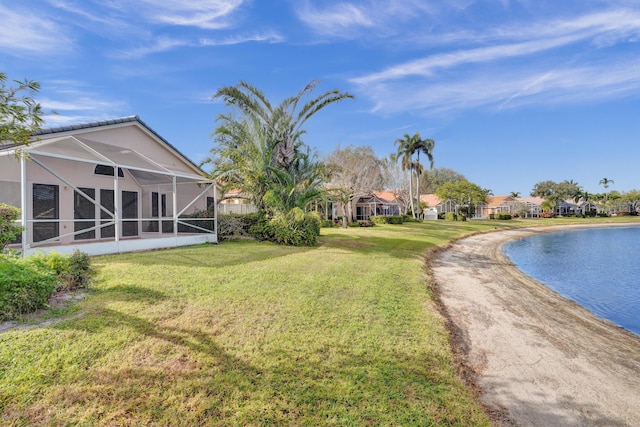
xmin=0 ymin=116 xmax=218 ymax=256
xmin=421 ymin=194 xmax=456 ymax=215
xmin=218 ymin=189 xmax=258 ymax=215
xmin=354 ymin=192 xmax=401 ymax=221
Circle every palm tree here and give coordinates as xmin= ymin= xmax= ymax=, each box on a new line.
xmin=413 ymin=136 xmax=435 ymax=216
xmin=213 ymin=80 xmax=353 ymax=169
xmin=510 ymin=191 xmax=521 ymax=198
xmin=599 ymin=177 xmax=614 ymax=209
xmin=394 ymin=132 xmax=435 ymax=218
xmin=208 ymin=81 xmax=353 ymax=214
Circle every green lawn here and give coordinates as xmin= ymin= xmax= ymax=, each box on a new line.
xmin=1 ymin=217 xmax=637 ymax=426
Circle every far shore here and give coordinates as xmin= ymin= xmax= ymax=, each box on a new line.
xmin=430 ymin=224 xmax=640 ymax=426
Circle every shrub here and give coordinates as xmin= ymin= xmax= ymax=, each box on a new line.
xmin=0 ymin=203 xmax=23 ymax=251
xmin=444 ymin=212 xmax=457 ymax=221
xmin=27 ymin=250 xmax=95 ymax=291
xmin=402 ymin=214 xmax=421 ymax=223
xmin=0 ymin=256 xmax=57 ymax=320
xmin=540 ymin=212 xmax=557 ymax=218
xmin=218 ymin=213 xmax=262 ymax=240
xmin=496 ymin=213 xmax=512 ymax=220
xmin=371 ymin=215 xmax=403 ymax=225
xmin=321 ymin=220 xmax=334 ymax=228
xmin=249 ymin=209 xmax=321 ymax=246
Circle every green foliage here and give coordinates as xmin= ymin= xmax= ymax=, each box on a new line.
xmin=320 ymin=219 xmax=334 ymax=228
xmin=0 ymin=255 xmax=57 ymax=320
xmin=27 ymin=250 xmax=95 ymax=291
xmin=217 ymin=213 xmax=262 ymax=240
xmin=402 ymin=214 xmax=421 ymax=223
xmin=0 ymin=203 xmax=23 ymax=251
xmin=444 ymin=212 xmax=457 ymax=221
xmin=489 ymin=213 xmax=512 ymax=220
xmin=67 ymin=250 xmax=95 ymax=290
xmin=436 ymin=180 xmax=489 ymax=210
xmin=1 ymin=72 xmax=44 ymax=147
xmin=371 ymin=215 xmax=404 ymax=225
xmin=249 ymin=209 xmax=321 ymax=246
xmin=205 ymin=81 xmax=353 ymax=215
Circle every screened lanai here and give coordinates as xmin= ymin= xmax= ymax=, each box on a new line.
xmin=0 ymin=117 xmax=218 ymax=256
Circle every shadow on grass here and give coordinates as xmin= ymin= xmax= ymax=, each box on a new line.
xmin=42 ymin=304 xmax=488 ymax=425
xmin=97 ymin=240 xmax=315 ymax=269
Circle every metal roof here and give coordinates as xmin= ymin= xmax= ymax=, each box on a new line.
xmin=31 ymin=115 xmax=204 ymax=173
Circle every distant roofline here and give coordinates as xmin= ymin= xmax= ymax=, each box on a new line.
xmin=32 ymin=115 xmax=203 ymax=173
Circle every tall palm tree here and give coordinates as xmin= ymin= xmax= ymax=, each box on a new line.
xmin=394 ymin=135 xmax=417 ymax=217
xmin=214 ymin=80 xmax=353 ymax=168
xmin=413 ymin=135 xmax=435 ymax=216
xmin=208 ymin=81 xmax=353 ymax=214
xmin=599 ymin=177 xmax=614 ymax=213
xmin=394 ymin=132 xmax=435 ymax=218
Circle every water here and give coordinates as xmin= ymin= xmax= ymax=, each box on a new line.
xmin=502 ymin=226 xmax=640 ymax=336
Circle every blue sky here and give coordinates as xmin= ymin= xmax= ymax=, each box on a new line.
xmin=2 ymin=0 xmax=639 ymax=195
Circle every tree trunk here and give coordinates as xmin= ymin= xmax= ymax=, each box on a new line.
xmin=408 ymin=169 xmax=415 ymax=218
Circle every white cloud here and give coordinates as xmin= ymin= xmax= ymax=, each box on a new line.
xmin=137 ymin=0 xmax=245 ymax=29
xmin=0 ymin=4 xmax=73 ymax=55
xmin=364 ymin=58 xmax=640 ymax=116
xmin=351 ymin=8 xmax=640 ymax=115
xmin=297 ymin=2 xmax=374 ymax=35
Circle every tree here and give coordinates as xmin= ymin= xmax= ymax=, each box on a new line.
xmin=510 ymin=191 xmax=521 ymax=198
xmin=419 ymin=167 xmax=466 ymax=194
xmin=436 ymin=180 xmax=489 ymax=217
xmin=531 ymin=179 xmax=581 ymax=204
xmin=205 ymin=80 xmax=353 ymax=214
xmin=325 ymin=145 xmax=384 ymax=227
xmin=1 ymin=72 xmax=44 ymax=147
xmin=599 ymin=177 xmax=615 ymax=209
xmin=381 ymin=154 xmax=411 ymax=214
xmin=394 ymin=132 xmax=435 ymax=218
xmin=620 ymin=189 xmax=640 ymax=214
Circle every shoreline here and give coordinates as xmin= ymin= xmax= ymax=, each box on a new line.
xmin=430 ymin=224 xmax=640 ymax=426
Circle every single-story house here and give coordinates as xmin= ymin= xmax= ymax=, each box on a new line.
xmin=0 ymin=116 xmax=218 ymax=256
xmin=354 ymin=191 xmax=401 ymax=221
xmin=218 ymin=188 xmax=258 ymax=215
xmin=421 ymin=194 xmax=456 ymax=215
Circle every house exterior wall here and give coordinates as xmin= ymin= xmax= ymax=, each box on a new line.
xmin=0 ymin=118 xmax=218 ymax=255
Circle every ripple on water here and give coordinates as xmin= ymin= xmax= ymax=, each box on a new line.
xmin=502 ymin=226 xmax=640 ymax=336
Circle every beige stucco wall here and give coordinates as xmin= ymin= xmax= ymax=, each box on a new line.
xmin=1 ymin=121 xmax=217 ymax=249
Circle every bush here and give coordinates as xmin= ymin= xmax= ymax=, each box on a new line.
xmin=27 ymin=250 xmax=95 ymax=291
xmin=444 ymin=212 xmax=457 ymax=221
xmin=321 ymin=220 xmax=334 ymax=228
xmin=491 ymin=213 xmax=512 ymax=220
xmin=0 ymin=256 xmax=57 ymax=320
xmin=218 ymin=213 xmax=262 ymax=240
xmin=0 ymin=203 xmax=23 ymax=251
xmin=371 ymin=215 xmax=403 ymax=225
xmin=402 ymin=214 xmax=421 ymax=223
xmin=249 ymin=209 xmax=321 ymax=246
xmin=540 ymin=212 xmax=557 ymax=218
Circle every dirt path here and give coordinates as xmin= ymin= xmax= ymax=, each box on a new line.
xmin=430 ymin=225 xmax=640 ymax=426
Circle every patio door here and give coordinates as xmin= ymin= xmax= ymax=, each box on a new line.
xmin=74 ymin=187 xmax=96 ymax=240
xmin=121 ymin=191 xmax=138 ymax=237
xmin=32 ymin=183 xmax=59 ymax=243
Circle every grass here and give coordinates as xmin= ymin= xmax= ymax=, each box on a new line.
xmin=1 ymin=217 xmax=638 ymax=426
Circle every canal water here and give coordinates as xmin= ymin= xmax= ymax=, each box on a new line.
xmin=502 ymin=226 xmax=640 ymax=336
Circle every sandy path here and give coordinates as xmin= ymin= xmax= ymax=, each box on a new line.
xmin=430 ymin=225 xmax=640 ymax=426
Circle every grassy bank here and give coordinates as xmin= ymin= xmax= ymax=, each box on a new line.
xmin=1 ymin=217 xmax=637 ymax=425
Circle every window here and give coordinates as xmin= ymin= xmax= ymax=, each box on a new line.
xmin=122 ymin=191 xmax=138 ymax=237
xmin=33 ymin=184 xmax=59 ymax=242
xmin=94 ymin=164 xmax=124 ymax=178
xmin=74 ymin=187 xmax=96 ymax=240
